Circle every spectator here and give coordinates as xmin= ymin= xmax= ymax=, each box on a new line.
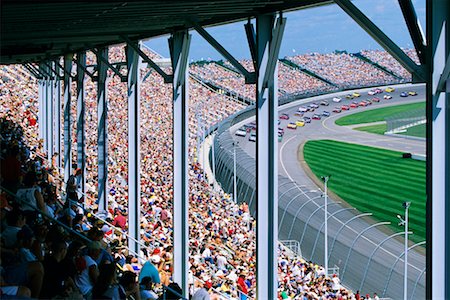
xmin=159 ymin=282 xmax=182 ymax=300
xmin=92 ymin=263 xmax=120 ymax=299
xmin=140 ymin=276 xmax=158 ymax=300
xmin=118 ymin=271 xmax=141 ymax=300
xmin=192 ymin=280 xmax=212 ymax=300
xmin=74 ymin=241 xmax=100 ymax=298
xmin=139 ymin=258 xmax=161 ymax=284
xmin=40 ymin=239 xmax=76 ymax=299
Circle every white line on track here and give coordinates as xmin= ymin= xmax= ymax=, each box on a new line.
xmin=279 ymin=134 xmax=298 ymax=182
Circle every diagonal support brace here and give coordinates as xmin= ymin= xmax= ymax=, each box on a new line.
xmin=194 ymin=23 xmax=256 ymax=83
xmin=36 ymin=62 xmax=53 ymax=79
xmin=73 ymin=58 xmax=96 ymax=80
xmin=398 ymin=0 xmax=427 ymax=65
xmin=437 ymin=54 xmax=450 ymax=93
xmin=245 ymin=19 xmax=257 ymax=72
xmin=24 ymin=63 xmax=43 ymax=79
xmin=122 ymin=36 xmax=173 ymax=83
xmin=43 ymin=61 xmax=62 ymax=80
xmin=56 ymin=61 xmax=76 ymax=80
xmin=335 ymin=0 xmax=425 ymax=81
xmin=90 ymin=47 xmax=126 ymax=82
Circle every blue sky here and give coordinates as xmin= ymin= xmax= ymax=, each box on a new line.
xmin=144 ymin=0 xmax=425 ymax=61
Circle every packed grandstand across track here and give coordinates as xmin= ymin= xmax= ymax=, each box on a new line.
xmin=0 ymin=46 xmax=419 ymax=299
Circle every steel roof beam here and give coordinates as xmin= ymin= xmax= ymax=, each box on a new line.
xmin=193 ymin=23 xmax=256 ymax=83
xmin=334 ymin=0 xmax=425 ymax=81
xmin=122 ymin=36 xmax=173 ymax=83
xmin=398 ymin=0 xmax=426 ymax=65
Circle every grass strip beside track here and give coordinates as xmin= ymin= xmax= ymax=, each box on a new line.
xmin=303 ymin=140 xmax=426 ymax=243
xmin=399 ymin=123 xmax=426 ymax=138
xmin=355 ymin=123 xmax=387 ymax=135
xmin=335 ymin=102 xmax=425 ymax=126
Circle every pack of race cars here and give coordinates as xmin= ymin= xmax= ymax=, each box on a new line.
xmin=235 ymin=87 xmax=418 ymax=142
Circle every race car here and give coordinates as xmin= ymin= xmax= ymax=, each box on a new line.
xmin=371 ymin=97 xmax=380 ymax=103
xmin=341 ymin=105 xmax=350 ymax=110
xmin=352 ymin=92 xmax=361 ymax=97
xmin=322 ymin=111 xmax=331 ymax=117
xmin=374 ymin=88 xmax=383 ymax=94
xmin=408 ymin=91 xmax=418 ymax=96
xmin=320 ymin=100 xmax=329 ymax=106
xmin=350 ymin=102 xmax=358 ymax=108
xmin=332 ymin=97 xmax=342 ymax=103
xmin=295 ymin=120 xmax=305 ymax=127
xmin=400 ymin=92 xmax=408 ymax=97
xmin=383 ymin=94 xmax=393 ymax=100
xmin=298 ymin=106 xmax=309 ymax=113
xmin=235 ymin=126 xmax=247 ymax=137
xmin=385 ymin=87 xmax=395 ymax=93
xmin=287 ymin=122 xmax=297 ymax=129
xmin=333 ymin=107 xmax=342 ymax=113
xmin=279 ymin=113 xmax=290 ymax=120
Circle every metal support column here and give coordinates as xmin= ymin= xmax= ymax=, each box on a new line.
xmin=255 ymin=14 xmax=285 ymax=300
xmin=126 ymin=43 xmax=141 ymax=256
xmin=97 ymin=47 xmax=109 ymax=213
xmin=427 ymin=1 xmax=450 ymax=299
xmin=55 ymin=62 xmax=62 ymax=170
xmin=46 ymin=62 xmax=54 ymax=163
xmin=63 ymin=55 xmax=73 ymax=183
xmin=170 ymin=31 xmax=191 ymax=297
xmin=76 ymin=53 xmax=87 ymax=202
xmin=38 ymin=74 xmax=45 ymax=141
xmin=43 ymin=64 xmax=49 ymax=155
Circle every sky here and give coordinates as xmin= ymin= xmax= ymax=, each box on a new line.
xmin=144 ymin=0 xmax=425 ymax=61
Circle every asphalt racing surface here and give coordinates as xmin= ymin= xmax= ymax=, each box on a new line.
xmin=230 ymin=83 xmax=426 ymax=299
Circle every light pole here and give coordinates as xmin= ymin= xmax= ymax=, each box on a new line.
xmin=233 ymin=141 xmax=238 ymax=203
xmin=397 ymin=201 xmax=411 ymax=300
xmin=321 ymin=175 xmax=331 ymax=277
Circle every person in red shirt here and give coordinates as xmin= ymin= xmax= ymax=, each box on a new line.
xmin=112 ymin=210 xmax=127 ymax=230
xmin=237 ymin=274 xmax=248 ymax=300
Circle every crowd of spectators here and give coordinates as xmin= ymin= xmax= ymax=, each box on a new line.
xmin=277 ymin=63 xmax=336 ymax=97
xmin=0 ymin=46 xmax=415 ymax=299
xmin=189 ymin=63 xmax=255 ymax=102
xmin=287 ymin=52 xmax=399 ymax=89
xmin=360 ymin=50 xmax=411 ymax=81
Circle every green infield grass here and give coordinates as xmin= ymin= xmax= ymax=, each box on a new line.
xmin=303 ymin=140 xmax=426 ymax=243
xmin=399 ymin=123 xmax=426 ymax=138
xmin=355 ymin=123 xmax=387 ymax=135
xmin=335 ymin=102 xmax=424 ymax=126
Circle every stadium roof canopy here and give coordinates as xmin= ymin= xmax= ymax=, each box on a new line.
xmin=1 ymin=0 xmax=331 ymax=65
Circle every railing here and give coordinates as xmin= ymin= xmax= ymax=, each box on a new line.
xmin=280 ymin=240 xmax=302 ymax=258
xmin=328 ymin=265 xmax=340 ymax=277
